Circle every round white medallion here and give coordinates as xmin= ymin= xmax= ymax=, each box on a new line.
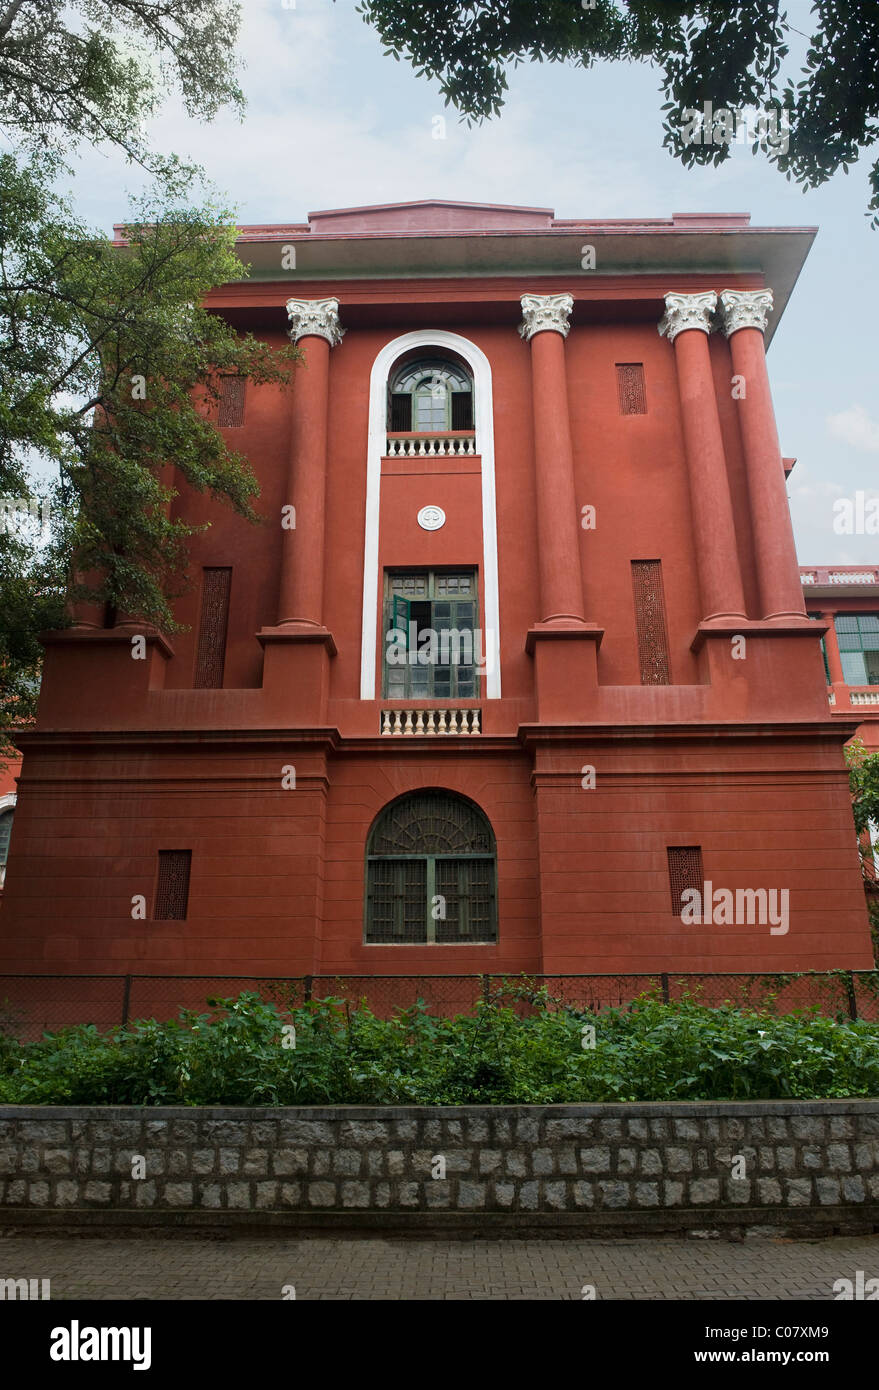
xmin=417 ymin=505 xmax=446 ymax=531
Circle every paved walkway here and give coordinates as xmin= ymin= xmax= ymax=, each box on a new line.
xmin=1 ymin=1231 xmax=877 ymax=1299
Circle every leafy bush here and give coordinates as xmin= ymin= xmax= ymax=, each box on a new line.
xmin=0 ymin=989 xmax=877 ymax=1106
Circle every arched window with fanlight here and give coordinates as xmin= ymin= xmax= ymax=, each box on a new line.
xmin=365 ymin=790 xmax=496 ymax=943
xmin=388 ymin=356 xmax=474 ymax=434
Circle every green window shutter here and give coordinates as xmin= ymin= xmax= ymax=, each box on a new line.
xmin=451 ymin=391 xmax=472 ymax=430
xmin=390 ymin=393 xmax=411 ymax=431
xmin=392 ymin=595 xmax=410 ymax=645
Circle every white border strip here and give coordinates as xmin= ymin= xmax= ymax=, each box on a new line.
xmin=360 ymin=330 xmax=501 ymax=700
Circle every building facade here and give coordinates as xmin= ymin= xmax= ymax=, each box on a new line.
xmin=1 ymin=200 xmax=873 ymax=977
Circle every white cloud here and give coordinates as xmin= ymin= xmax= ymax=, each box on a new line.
xmin=826 ymin=404 xmax=879 ymax=453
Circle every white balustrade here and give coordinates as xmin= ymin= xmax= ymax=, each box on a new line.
xmin=385 ymin=433 xmax=477 ymax=458
xmin=380 ymin=708 xmax=482 ymax=735
xmin=850 ymin=691 xmax=879 ymax=705
xmin=830 ymin=572 xmax=877 ymax=584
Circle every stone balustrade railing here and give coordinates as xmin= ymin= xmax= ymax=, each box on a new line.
xmin=381 ymin=708 xmax=481 ymax=735
xmin=385 ymin=432 xmax=477 ymax=458
xmin=801 ymin=567 xmax=879 ymax=585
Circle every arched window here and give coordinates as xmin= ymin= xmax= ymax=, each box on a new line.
xmin=365 ymin=790 xmax=496 ymax=943
xmin=388 ymin=356 xmax=474 ymax=433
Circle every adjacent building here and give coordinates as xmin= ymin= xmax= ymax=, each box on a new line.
xmin=801 ymin=565 xmax=879 ymax=751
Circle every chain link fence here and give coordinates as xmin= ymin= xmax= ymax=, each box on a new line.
xmin=0 ymin=970 xmax=878 ymax=1041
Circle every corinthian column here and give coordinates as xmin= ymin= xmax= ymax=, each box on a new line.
xmin=658 ymin=291 xmax=746 ymax=622
xmin=718 ymin=289 xmax=807 ymax=622
xmin=277 ymin=297 xmax=344 ymax=628
xmin=519 ymin=293 xmax=587 ymax=626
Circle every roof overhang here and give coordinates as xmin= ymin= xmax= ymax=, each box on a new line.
xmin=220 ymin=211 xmax=815 ymax=345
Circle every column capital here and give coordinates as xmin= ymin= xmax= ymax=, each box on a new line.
xmin=718 ymin=288 xmax=773 ymax=337
xmin=286 ymin=296 xmax=345 ymax=346
xmin=658 ymin=290 xmax=717 ymax=342
xmin=518 ymin=293 xmax=573 ymax=341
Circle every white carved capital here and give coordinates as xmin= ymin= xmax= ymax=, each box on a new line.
xmin=518 ymin=293 xmax=574 ymax=341
xmin=718 ymin=289 xmax=773 ymax=337
xmin=658 ymin=291 xmax=717 ymax=343
xmin=286 ymin=296 xmax=345 ymax=346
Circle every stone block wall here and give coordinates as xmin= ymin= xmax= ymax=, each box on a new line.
xmin=1 ymin=1102 xmax=878 ymax=1233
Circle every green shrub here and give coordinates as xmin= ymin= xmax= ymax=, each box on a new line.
xmin=0 ymin=988 xmax=877 ymax=1105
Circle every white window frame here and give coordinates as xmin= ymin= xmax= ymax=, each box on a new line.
xmin=360 ymin=330 xmax=501 ymax=700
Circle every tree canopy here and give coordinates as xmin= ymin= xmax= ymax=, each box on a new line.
xmin=0 ymin=0 xmax=244 ymax=170
xmin=355 ymin=0 xmax=879 ymax=224
xmin=0 ymin=0 xmax=294 ymax=752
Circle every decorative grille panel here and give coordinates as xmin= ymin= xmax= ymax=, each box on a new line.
xmin=667 ymin=846 xmax=703 ymax=914
xmin=155 ymin=850 xmax=192 ymax=921
xmin=616 ymin=363 xmax=646 ymax=415
xmin=218 ymin=375 xmax=246 ymax=427
xmin=370 ymin=793 xmax=493 ymax=856
xmin=194 ymin=567 xmax=231 ymax=689
xmin=366 ymin=859 xmax=427 ymax=942
xmin=632 ymin=560 xmax=671 ymax=685
xmin=435 ymin=858 xmax=496 ymax=943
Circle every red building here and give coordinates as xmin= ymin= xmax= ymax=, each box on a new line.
xmin=1 ymin=200 xmax=873 ymax=976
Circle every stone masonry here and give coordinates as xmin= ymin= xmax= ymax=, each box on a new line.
xmin=1 ymin=1101 xmax=879 ymax=1234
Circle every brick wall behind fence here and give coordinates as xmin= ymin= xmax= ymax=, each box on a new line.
xmin=2 ymin=1103 xmax=879 ymax=1234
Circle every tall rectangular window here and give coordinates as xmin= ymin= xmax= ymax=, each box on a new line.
xmin=218 ymin=375 xmax=246 ymax=427
xmin=632 ymin=560 xmax=671 ymax=684
xmin=667 ymin=846 xmax=703 ymax=914
xmin=155 ymin=850 xmax=192 ymax=920
xmin=834 ymin=614 xmax=879 ymax=685
xmin=194 ymin=567 xmax=231 ymax=689
xmin=616 ymin=363 xmax=646 ymax=415
xmin=383 ymin=569 xmax=478 ymax=699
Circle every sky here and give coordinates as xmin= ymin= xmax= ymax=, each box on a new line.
xmin=67 ymin=0 xmax=879 ymax=568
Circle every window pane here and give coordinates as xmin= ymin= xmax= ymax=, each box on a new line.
xmin=841 ymin=651 xmax=868 ymax=684
xmin=835 ymin=616 xmax=859 ymax=633
xmin=415 ymin=391 xmax=447 ymax=431
xmin=390 ymin=573 xmax=428 ymax=598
